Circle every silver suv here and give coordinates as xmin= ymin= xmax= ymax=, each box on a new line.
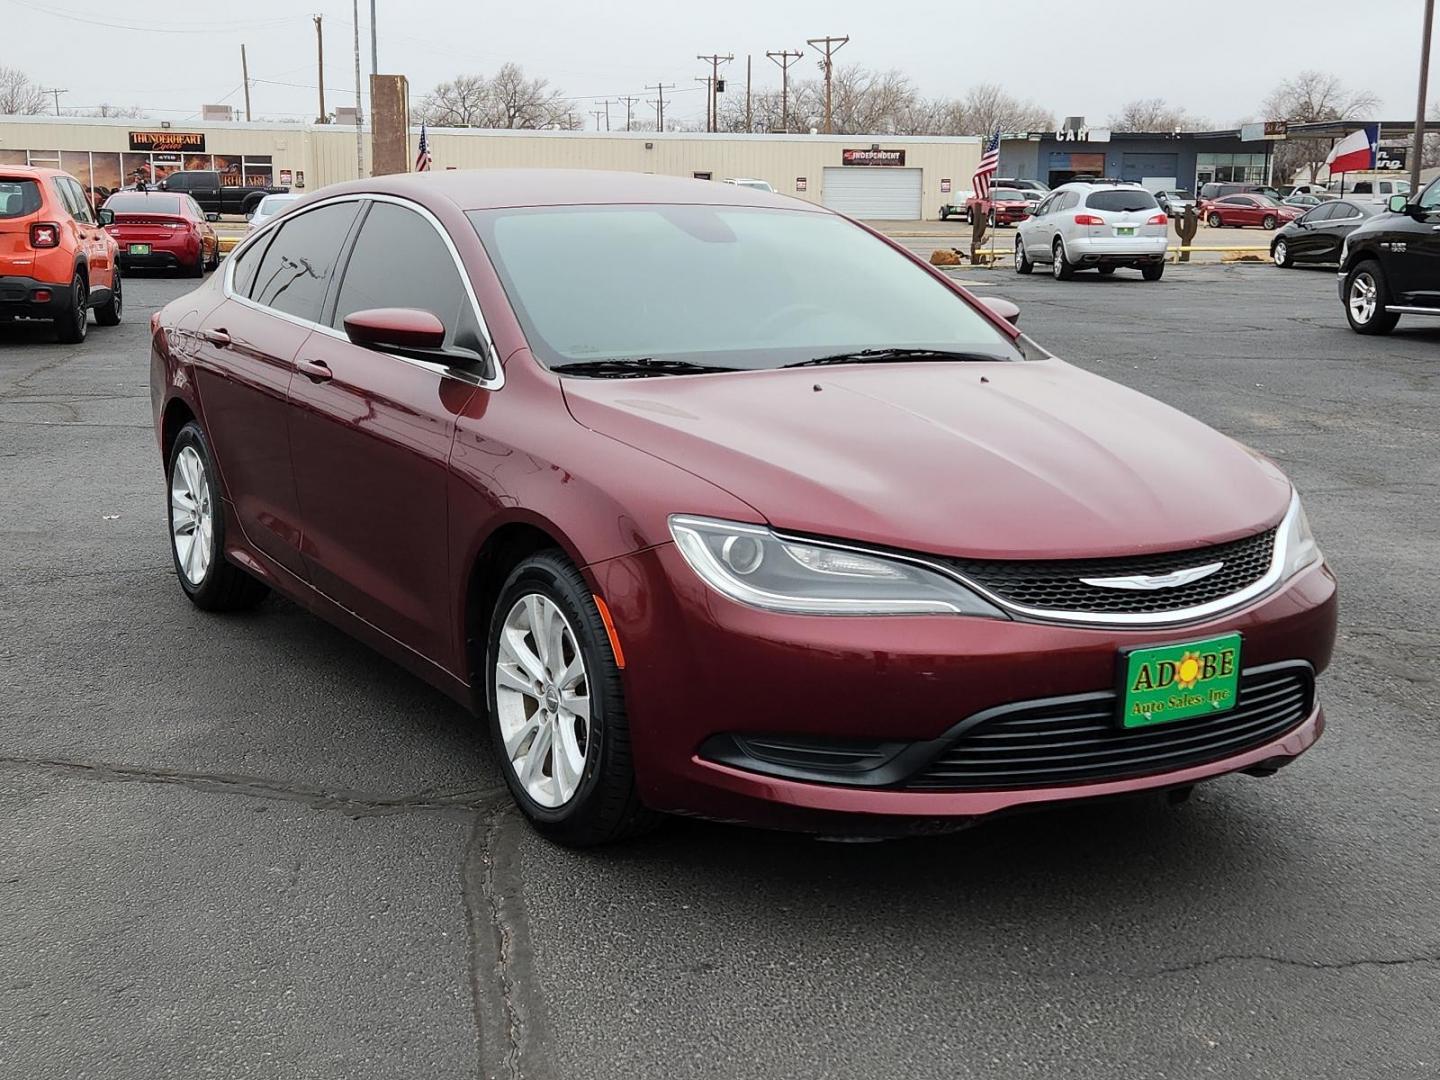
xmin=1015 ymin=181 xmax=1170 ymax=280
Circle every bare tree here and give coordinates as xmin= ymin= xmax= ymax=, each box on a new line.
xmin=953 ymin=83 xmax=1054 ymax=136
xmin=415 ymin=65 xmax=578 ymax=129
xmin=1262 ymin=70 xmax=1380 ymax=182
xmin=1109 ymin=97 xmax=1207 ymax=132
xmin=77 ymin=103 xmax=148 ymax=119
xmin=1424 ymin=101 xmax=1440 ymax=170
xmin=0 ymin=66 xmax=48 ymax=115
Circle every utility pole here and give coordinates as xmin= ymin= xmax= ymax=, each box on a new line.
xmin=745 ymin=55 xmax=752 ymax=134
xmin=806 ymin=35 xmax=848 ymax=134
xmin=41 ymin=87 xmax=67 ymax=115
xmin=766 ymin=50 xmax=801 ymax=133
xmin=696 ymin=54 xmax=733 ymax=133
xmin=1410 ymin=0 xmax=1434 ymax=195
xmin=592 ymin=98 xmax=615 ymax=131
xmin=240 ymin=45 xmax=252 ymax=121
xmin=618 ymin=95 xmax=639 ymax=131
xmin=590 ymin=110 xmax=605 ymax=130
xmin=369 ymin=0 xmax=378 ymax=78
xmin=645 ymin=83 xmax=675 ymax=130
xmin=352 ymin=0 xmax=364 ymax=178
xmin=314 ymin=16 xmax=327 ymax=122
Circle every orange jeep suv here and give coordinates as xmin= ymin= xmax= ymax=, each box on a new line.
xmin=1 ymin=165 xmax=122 ymax=342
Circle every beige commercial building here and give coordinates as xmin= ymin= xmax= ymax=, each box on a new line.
xmin=0 ymin=114 xmax=979 ymax=220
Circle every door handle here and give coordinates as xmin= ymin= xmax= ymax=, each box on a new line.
xmin=298 ymin=358 xmax=333 ymax=383
xmin=202 ymin=328 xmax=231 ymax=347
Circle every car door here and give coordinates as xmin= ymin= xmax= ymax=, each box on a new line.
xmin=189 ymin=199 xmax=362 ymax=579
xmin=1319 ymin=202 xmax=1366 ymax=261
xmin=55 ymin=176 xmax=111 ymax=293
xmin=1290 ymin=202 xmax=1335 ymax=258
xmin=1020 ymin=194 xmax=1052 ymax=254
xmin=1391 ymin=180 xmax=1440 ymax=307
xmin=286 ymin=197 xmax=492 ymax=663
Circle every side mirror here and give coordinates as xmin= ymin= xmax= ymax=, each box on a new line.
xmin=343 ymin=307 xmax=446 ymax=351
xmin=1388 ymin=194 xmax=1410 ymax=214
xmin=206 ymin=212 xmax=220 ymax=222
xmin=977 ymin=297 xmax=1020 ymax=326
xmin=96 ymin=208 xmax=115 ymax=226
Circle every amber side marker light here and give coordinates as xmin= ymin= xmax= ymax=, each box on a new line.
xmin=593 ymin=594 xmax=626 ymax=669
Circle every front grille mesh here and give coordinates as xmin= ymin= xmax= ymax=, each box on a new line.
xmin=904 ymin=664 xmax=1312 ymax=791
xmin=943 ymin=528 xmax=1277 ymax=615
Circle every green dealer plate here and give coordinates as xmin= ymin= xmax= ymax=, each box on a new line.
xmin=128 ymin=243 xmax=151 ymax=255
xmin=1118 ymin=633 xmax=1241 ymax=728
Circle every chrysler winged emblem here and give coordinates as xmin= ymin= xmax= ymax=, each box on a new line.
xmin=1080 ymin=561 xmax=1224 ymax=591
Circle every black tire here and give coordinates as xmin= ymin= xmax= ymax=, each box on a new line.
xmin=486 ymin=551 xmax=658 ymax=846
xmin=964 ymin=207 xmax=973 ymax=225
xmin=939 ymin=208 xmax=950 ymax=221
xmin=1051 ymin=238 xmax=1075 ymax=281
xmin=166 ymin=421 xmax=269 ymax=611
xmin=1014 ymin=238 xmax=1033 ymax=275
xmin=206 ymin=239 xmax=220 ymax=271
xmin=1272 ymin=238 xmax=1293 ymax=268
xmin=54 ymin=274 xmax=87 ymax=344
xmin=186 ymin=253 xmax=204 ymax=278
xmin=1262 ymin=214 xmax=1277 ymax=230
xmin=1207 ymin=212 xmax=1223 ymax=228
xmin=988 ymin=209 xmax=997 ymax=228
xmin=1142 ymin=261 xmax=1165 ymax=281
xmin=1096 ymin=265 xmax=1116 ymax=276
xmin=94 ymin=269 xmax=122 ymax=326
xmin=1343 ymin=260 xmax=1400 ymax=335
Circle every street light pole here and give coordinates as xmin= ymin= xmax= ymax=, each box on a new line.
xmin=369 ymin=0 xmax=378 ymax=77
xmin=1409 ymin=0 xmax=1434 ymax=195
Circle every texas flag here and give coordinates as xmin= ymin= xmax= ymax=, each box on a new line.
xmin=1325 ymin=124 xmax=1378 ymax=175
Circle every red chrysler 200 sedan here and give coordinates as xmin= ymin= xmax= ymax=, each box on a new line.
xmin=149 ymin=170 xmax=1337 ymax=846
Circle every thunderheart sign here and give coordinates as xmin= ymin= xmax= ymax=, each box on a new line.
xmin=842 ymin=148 xmax=905 ymax=166
xmin=129 ymin=131 xmax=207 ymax=153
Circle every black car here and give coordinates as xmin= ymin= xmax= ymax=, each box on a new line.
xmin=1338 ymin=179 xmax=1440 ymax=334
xmin=1272 ymin=200 xmax=1377 ymax=268
xmin=157 ymin=170 xmax=288 ymax=217
xmin=1198 ymin=181 xmax=1282 ymax=201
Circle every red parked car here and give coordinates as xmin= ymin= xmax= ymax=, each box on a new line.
xmin=150 ymin=170 xmax=1337 ymax=845
xmin=102 ymin=190 xmax=220 ymax=276
xmin=1201 ymin=193 xmax=1301 ymax=230
xmin=966 ymin=187 xmax=1033 ymax=226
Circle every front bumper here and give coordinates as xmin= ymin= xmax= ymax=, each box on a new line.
xmin=0 ymin=274 xmax=76 ymax=322
xmin=587 ymin=544 xmax=1338 ymax=833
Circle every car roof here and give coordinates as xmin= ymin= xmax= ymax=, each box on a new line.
xmin=0 ymin=164 xmax=67 ymax=179
xmin=1054 ymin=180 xmax=1149 ymax=192
xmin=315 ymin=168 xmax=818 ymax=213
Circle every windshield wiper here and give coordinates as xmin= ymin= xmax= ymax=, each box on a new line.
xmin=550 ymin=357 xmax=738 ymax=378
xmin=783 ymin=348 xmax=1001 ymax=368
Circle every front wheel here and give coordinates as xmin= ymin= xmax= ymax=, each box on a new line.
xmin=487 ymin=552 xmax=657 ymax=846
xmin=1272 ymin=239 xmax=1293 ymax=268
xmin=1207 ymin=212 xmax=1223 ymax=228
xmin=1014 ymin=238 xmax=1034 ymax=274
xmin=1343 ymin=261 xmax=1400 ymax=335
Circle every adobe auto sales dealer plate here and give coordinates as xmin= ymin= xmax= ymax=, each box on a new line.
xmin=1118 ymin=633 xmax=1241 ymax=728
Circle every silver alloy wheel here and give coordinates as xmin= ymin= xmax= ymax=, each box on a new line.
xmin=170 ymin=445 xmax=213 ymax=585
xmin=1348 ymin=271 xmax=1378 ymax=324
xmin=1273 ymin=240 xmax=1287 ymax=266
xmin=1052 ymin=241 xmax=1065 ymax=279
xmin=495 ymin=594 xmax=591 ymax=808
xmin=1014 ymin=239 xmax=1023 ymax=269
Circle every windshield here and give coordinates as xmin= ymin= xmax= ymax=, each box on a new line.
xmin=104 ymin=193 xmax=182 ymax=214
xmin=0 ymin=179 xmax=42 ymax=219
xmin=991 ymin=189 xmax=1024 ymax=201
xmin=1085 ymin=190 xmax=1159 ymax=212
xmin=468 ymin=204 xmax=1021 ymax=371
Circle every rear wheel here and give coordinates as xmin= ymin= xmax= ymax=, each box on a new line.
xmin=1141 ymin=261 xmax=1165 ymax=281
xmin=94 ymin=269 xmax=122 ymax=326
xmin=1051 ymin=238 xmax=1075 ymax=281
xmin=206 ymin=239 xmax=220 ymax=271
xmin=167 ymin=421 xmax=269 ymax=611
xmin=54 ymin=275 xmax=87 ymax=344
xmin=186 ymin=253 xmax=204 ymax=278
xmin=1014 ymin=238 xmax=1033 ymax=275
xmin=1262 ymin=214 xmax=1277 ymax=230
xmin=487 ymin=551 xmax=658 ymax=846
xmin=1344 ymin=260 xmax=1399 ymax=335
xmin=1207 ymin=212 xmax=1223 ymax=228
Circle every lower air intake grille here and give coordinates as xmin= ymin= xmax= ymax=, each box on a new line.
xmin=904 ymin=662 xmax=1313 ymax=791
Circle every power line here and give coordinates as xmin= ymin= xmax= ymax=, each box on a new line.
xmin=1 ymin=0 xmax=295 ymax=34
xmin=806 ymin=35 xmax=848 ymax=134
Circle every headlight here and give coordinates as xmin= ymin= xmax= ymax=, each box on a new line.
xmin=1278 ymin=491 xmax=1321 ymax=580
xmin=668 ymin=515 xmax=1005 ymax=617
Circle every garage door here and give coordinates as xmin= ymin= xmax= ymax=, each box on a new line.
xmin=821 ymin=167 xmax=923 ymax=219
xmin=1121 ymin=153 xmax=1178 ymax=185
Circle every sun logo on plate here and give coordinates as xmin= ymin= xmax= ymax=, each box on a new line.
xmin=1175 ymin=651 xmax=1202 ymax=689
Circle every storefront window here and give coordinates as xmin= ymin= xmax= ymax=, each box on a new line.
xmin=1196 ymin=152 xmax=1269 ymax=187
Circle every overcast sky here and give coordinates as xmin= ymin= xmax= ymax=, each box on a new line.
xmin=7 ymin=0 xmax=1435 ymax=130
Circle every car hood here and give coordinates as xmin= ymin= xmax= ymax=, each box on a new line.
xmin=560 ymin=359 xmax=1291 ymax=560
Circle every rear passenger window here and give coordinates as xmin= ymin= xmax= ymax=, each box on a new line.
xmin=250 ymin=201 xmax=360 ymax=322
xmin=332 ymin=201 xmax=469 ymax=345
xmin=229 ymin=233 xmax=271 ymax=298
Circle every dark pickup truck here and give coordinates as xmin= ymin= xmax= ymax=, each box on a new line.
xmin=156 ymin=170 xmax=288 ymax=217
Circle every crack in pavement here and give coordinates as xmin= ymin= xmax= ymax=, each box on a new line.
xmin=1143 ymin=951 xmax=1440 ymax=978
xmin=0 ymin=754 xmax=508 ymax=820
xmin=462 ymin=807 xmax=557 ymax=1080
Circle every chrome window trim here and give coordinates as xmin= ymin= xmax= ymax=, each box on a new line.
xmin=221 ymin=190 xmax=503 ymax=391
xmin=766 ymin=494 xmax=1305 ymax=628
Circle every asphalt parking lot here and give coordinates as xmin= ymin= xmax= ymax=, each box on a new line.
xmin=2 ymin=263 xmax=1437 ymax=1080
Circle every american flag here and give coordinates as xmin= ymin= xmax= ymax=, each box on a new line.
xmin=971 ymin=128 xmax=1000 ymax=199
xmin=414 ymin=123 xmax=431 ymax=172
